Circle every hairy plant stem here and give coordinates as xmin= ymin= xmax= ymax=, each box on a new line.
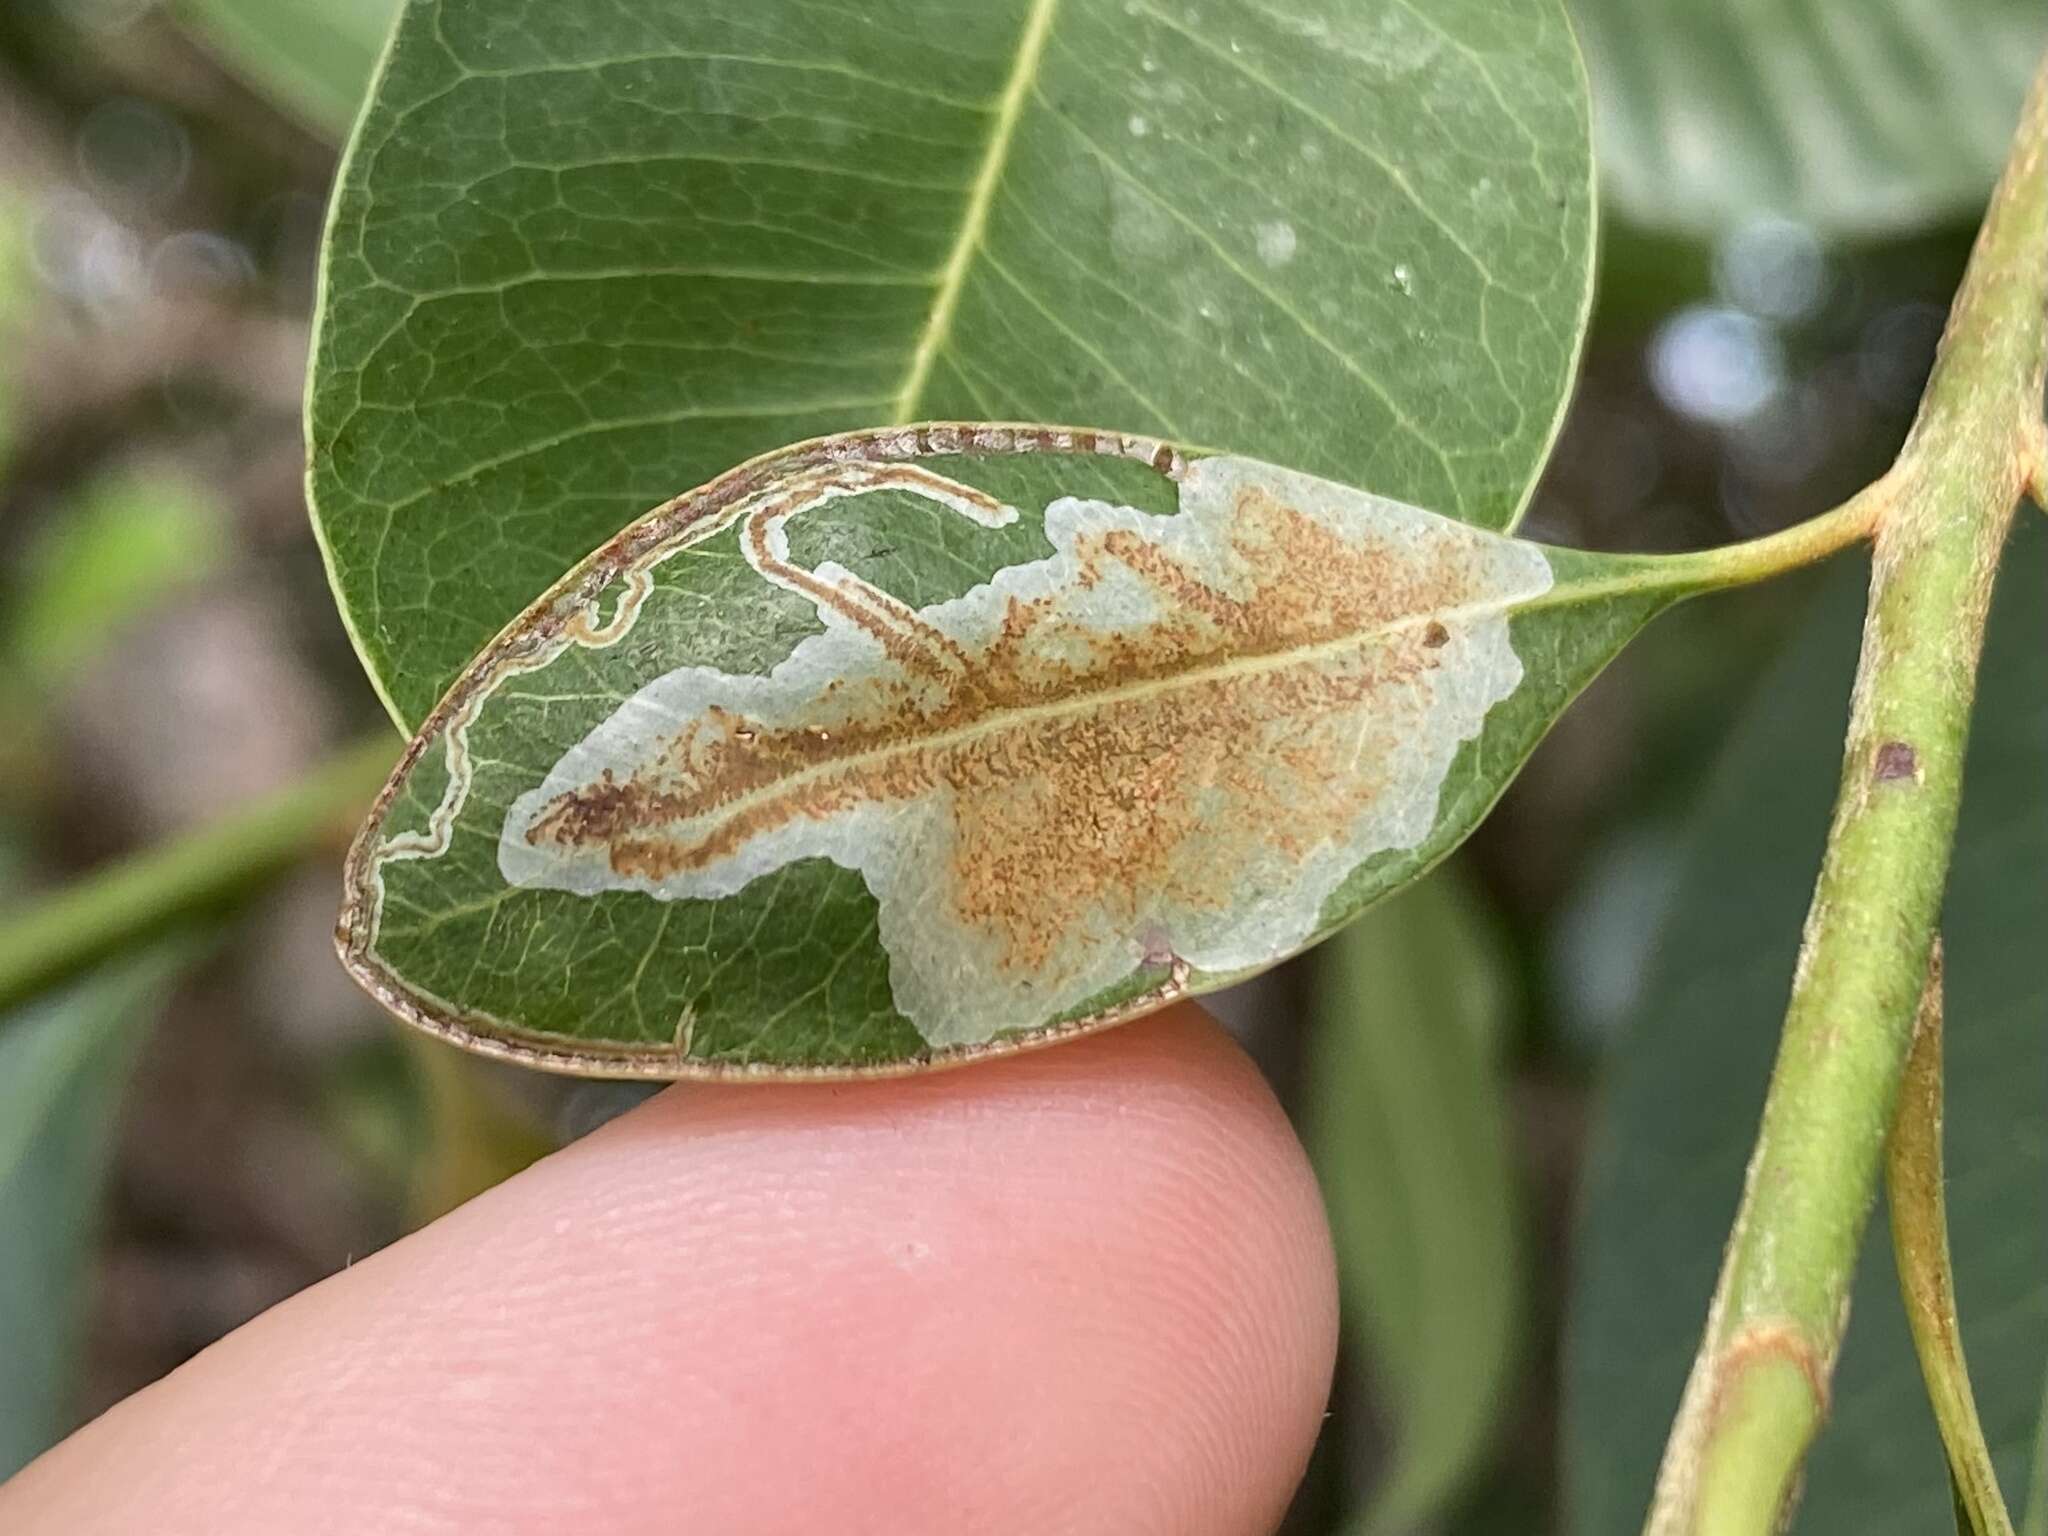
xmin=1643 ymin=51 xmax=2048 ymax=1536
xmin=0 ymin=733 xmax=395 ymax=1015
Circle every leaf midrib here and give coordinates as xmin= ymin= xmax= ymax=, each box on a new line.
xmin=498 ymin=542 xmax=1707 ymax=848
xmin=541 ymin=581 xmax=1558 ymax=843
xmin=889 ymin=0 xmax=1061 ymax=423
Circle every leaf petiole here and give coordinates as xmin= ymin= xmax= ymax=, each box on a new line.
xmin=1669 ymin=477 xmax=1892 ymax=589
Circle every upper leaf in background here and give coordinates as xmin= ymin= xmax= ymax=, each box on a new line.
xmin=0 ymin=948 xmax=185 ymax=1481
xmin=1564 ymin=520 xmax=2048 ymax=1534
xmin=339 ymin=429 xmax=1684 ymax=1075
xmin=172 ymin=0 xmax=398 ymax=140
xmin=1309 ymin=868 xmax=1522 ymax=1534
xmin=1573 ymin=0 xmax=2048 ymax=238
xmin=306 ymin=0 xmax=1595 ymax=729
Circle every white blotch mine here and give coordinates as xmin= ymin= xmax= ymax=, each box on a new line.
xmin=496 ymin=457 xmax=1554 ymax=1048
xmin=1255 ymin=219 xmax=1299 ymax=268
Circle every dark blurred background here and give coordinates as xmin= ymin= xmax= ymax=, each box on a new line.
xmin=0 ymin=3 xmax=2035 ymax=1533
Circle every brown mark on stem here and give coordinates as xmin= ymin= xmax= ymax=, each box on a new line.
xmin=1873 ymin=740 xmax=1922 ymax=784
xmin=1712 ymin=1321 xmax=1831 ymax=1420
xmin=2025 ymin=419 xmax=2048 ymax=509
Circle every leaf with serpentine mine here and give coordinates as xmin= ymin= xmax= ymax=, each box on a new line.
xmin=338 ymin=425 xmax=1699 ymax=1077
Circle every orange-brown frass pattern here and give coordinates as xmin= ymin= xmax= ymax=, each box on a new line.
xmin=498 ymin=456 xmax=1553 ymax=1045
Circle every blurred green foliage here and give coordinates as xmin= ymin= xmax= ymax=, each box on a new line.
xmin=0 ymin=199 xmax=227 ymax=1479
xmin=172 ymin=0 xmax=396 ymax=138
xmin=0 ymin=944 xmax=187 ymax=1481
xmin=0 ymin=193 xmax=29 ymax=467
xmin=1572 ymin=0 xmax=2046 ymax=238
xmin=1310 ymin=871 xmax=1524 ymax=1533
xmin=11 ymin=469 xmax=225 ymax=688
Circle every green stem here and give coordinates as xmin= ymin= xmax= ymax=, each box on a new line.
xmin=0 ymin=733 xmax=396 ymax=1015
xmin=1887 ymin=941 xmax=2015 ymax=1536
xmin=1644 ymin=50 xmax=2048 ymax=1536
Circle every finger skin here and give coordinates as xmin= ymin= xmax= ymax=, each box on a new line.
xmin=2 ymin=1005 xmax=1337 ymax=1535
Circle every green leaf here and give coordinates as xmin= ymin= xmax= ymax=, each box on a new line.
xmin=307 ymin=0 xmax=1596 ymax=731
xmin=1564 ymin=518 xmax=2048 ymax=1535
xmin=337 ymin=430 xmax=1693 ymax=1076
xmin=172 ymin=0 xmax=399 ymax=140
xmin=1573 ymin=0 xmax=2048 ymax=237
xmin=1309 ymin=867 xmax=1522 ymax=1533
xmin=0 ymin=947 xmax=186 ymax=1480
